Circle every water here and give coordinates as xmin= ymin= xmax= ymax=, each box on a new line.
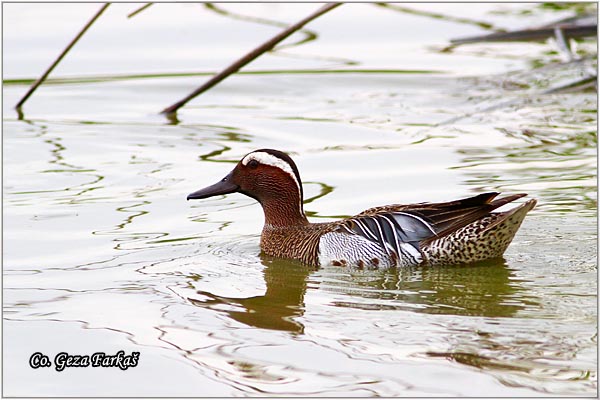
xmin=3 ymin=3 xmax=597 ymax=396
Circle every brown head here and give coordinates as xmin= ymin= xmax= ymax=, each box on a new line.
xmin=187 ymin=149 xmax=309 ymax=227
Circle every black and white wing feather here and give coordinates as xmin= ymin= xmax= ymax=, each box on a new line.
xmin=337 ymin=211 xmax=437 ymax=265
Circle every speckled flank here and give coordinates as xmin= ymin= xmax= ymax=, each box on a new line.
xmin=422 ymin=199 xmax=537 ymax=266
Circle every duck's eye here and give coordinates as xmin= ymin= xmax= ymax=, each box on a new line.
xmin=247 ymin=159 xmax=259 ymax=169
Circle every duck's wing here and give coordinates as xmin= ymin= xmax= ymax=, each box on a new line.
xmin=334 ymin=211 xmax=437 ymax=261
xmin=337 ymin=192 xmax=528 ymax=258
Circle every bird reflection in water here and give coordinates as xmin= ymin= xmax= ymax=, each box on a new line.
xmin=327 ymin=258 xmax=537 ymax=318
xmin=188 ymin=256 xmax=311 ymax=334
xmin=187 ymin=255 xmax=537 ymax=334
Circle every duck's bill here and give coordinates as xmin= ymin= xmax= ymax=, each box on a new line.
xmin=187 ymin=174 xmax=239 ymax=200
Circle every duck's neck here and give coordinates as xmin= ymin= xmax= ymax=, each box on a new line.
xmin=260 ymin=192 xmax=309 ymax=228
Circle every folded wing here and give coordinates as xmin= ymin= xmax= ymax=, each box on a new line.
xmin=335 ymin=192 xmax=527 ymax=265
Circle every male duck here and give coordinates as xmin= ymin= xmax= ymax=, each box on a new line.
xmin=187 ymin=149 xmax=536 ymax=268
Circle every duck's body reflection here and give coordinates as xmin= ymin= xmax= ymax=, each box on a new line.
xmin=326 ymin=259 xmax=533 ymax=318
xmin=189 ymin=257 xmax=311 ymax=333
xmin=188 ymin=256 xmax=534 ymax=334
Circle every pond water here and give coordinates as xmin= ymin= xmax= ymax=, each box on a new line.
xmin=3 ymin=3 xmax=597 ymax=397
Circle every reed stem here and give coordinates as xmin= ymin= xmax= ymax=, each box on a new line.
xmin=15 ymin=3 xmax=110 ymax=111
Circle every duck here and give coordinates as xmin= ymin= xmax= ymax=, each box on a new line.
xmin=187 ymin=149 xmax=536 ymax=269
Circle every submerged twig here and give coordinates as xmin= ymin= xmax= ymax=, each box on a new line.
xmin=543 ymin=75 xmax=597 ymax=93
xmin=15 ymin=3 xmax=110 ymax=111
xmin=161 ymin=2 xmax=342 ymax=116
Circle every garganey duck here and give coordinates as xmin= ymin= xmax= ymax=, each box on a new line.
xmin=187 ymin=149 xmax=536 ymax=268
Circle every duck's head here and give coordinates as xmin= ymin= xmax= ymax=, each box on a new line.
xmin=187 ymin=149 xmax=308 ymax=226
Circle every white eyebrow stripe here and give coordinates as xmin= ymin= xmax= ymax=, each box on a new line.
xmin=241 ymin=151 xmax=301 ymax=195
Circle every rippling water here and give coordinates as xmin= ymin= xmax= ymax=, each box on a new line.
xmin=3 ymin=3 xmax=597 ymax=396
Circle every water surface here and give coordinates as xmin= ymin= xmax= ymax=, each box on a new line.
xmin=3 ymin=3 xmax=597 ymax=396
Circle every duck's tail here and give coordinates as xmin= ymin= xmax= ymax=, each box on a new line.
xmin=421 ymin=197 xmax=537 ymax=266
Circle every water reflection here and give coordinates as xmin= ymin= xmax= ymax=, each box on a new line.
xmin=4 ymin=2 xmax=596 ymax=394
xmin=197 ymin=132 xmax=253 ymax=163
xmin=189 ymin=256 xmax=311 ymax=333
xmin=453 ymin=137 xmax=597 ymax=214
xmin=5 ymin=122 xmax=106 ymax=201
xmin=376 ymin=2 xmax=500 ymax=31
xmin=318 ymin=259 xmax=535 ymax=318
xmin=423 ymin=323 xmax=596 ymax=393
xmin=204 ymin=2 xmax=358 ymax=66
xmin=188 ymin=254 xmax=536 ymax=337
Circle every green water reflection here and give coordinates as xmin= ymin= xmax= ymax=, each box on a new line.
xmin=189 ymin=257 xmax=537 ymax=335
xmin=321 ymin=259 xmax=535 ymax=318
